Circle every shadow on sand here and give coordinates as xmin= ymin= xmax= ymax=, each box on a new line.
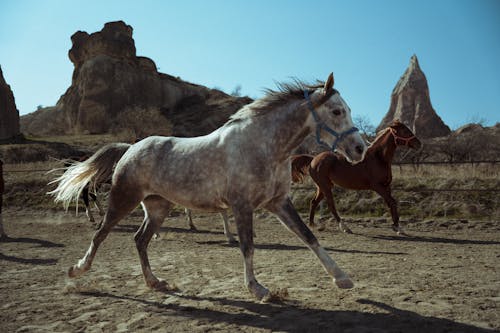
xmin=194 ymin=239 xmax=407 ymax=256
xmin=112 ymin=224 xmax=224 ymax=237
xmin=365 ymin=234 xmax=500 ymax=246
xmin=0 ymin=252 xmax=58 ymax=265
xmin=0 ymin=236 xmax=64 ymax=248
xmin=0 ymin=236 xmax=62 ymax=265
xmin=77 ymin=291 xmax=495 ymax=333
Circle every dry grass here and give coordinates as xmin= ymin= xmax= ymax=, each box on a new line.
xmin=2 ymin=134 xmax=499 ymax=221
xmin=393 ymin=162 xmax=500 ymax=180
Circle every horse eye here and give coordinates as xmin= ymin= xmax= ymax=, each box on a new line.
xmin=332 ymin=109 xmax=341 ymax=116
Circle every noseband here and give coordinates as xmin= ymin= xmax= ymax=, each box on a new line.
xmin=389 ymin=127 xmax=416 ymax=147
xmin=304 ymin=90 xmax=358 ymax=151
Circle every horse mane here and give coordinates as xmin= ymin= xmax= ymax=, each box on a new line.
xmin=229 ymin=78 xmax=334 ymax=122
xmin=367 ymin=127 xmax=392 ymax=148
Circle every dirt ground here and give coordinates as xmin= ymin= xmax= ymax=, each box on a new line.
xmin=0 ymin=208 xmax=499 ymax=333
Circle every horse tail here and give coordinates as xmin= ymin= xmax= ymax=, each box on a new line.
xmin=48 ymin=142 xmax=131 ymax=210
xmin=290 ymin=154 xmax=314 ymax=183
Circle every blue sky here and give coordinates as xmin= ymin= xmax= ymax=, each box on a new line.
xmin=1 ymin=0 xmax=499 ymax=129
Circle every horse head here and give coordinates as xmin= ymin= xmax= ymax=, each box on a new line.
xmin=389 ymin=120 xmax=422 ymax=150
xmin=305 ymin=73 xmax=367 ymax=163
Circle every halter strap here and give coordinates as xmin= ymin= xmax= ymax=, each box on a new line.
xmin=389 ymin=127 xmax=416 ymax=147
xmin=304 ymin=90 xmax=358 ymax=151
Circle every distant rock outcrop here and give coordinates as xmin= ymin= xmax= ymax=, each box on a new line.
xmin=377 ymin=55 xmax=450 ymax=139
xmin=0 ymin=66 xmax=21 ymax=140
xmin=23 ymin=21 xmax=251 ymax=136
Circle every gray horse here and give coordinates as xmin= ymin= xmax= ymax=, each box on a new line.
xmin=50 ymin=73 xmax=366 ymax=301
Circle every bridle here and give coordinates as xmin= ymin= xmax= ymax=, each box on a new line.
xmin=389 ymin=127 xmax=417 ymax=147
xmin=304 ymin=89 xmax=358 ymax=151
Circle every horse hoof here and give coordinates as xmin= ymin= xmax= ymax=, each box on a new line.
xmin=150 ymin=279 xmax=170 ymax=292
xmin=335 ymin=277 xmax=354 ymax=289
xmin=68 ymin=266 xmax=81 ymax=278
xmin=253 ymin=288 xmax=271 ymax=302
xmin=340 ymin=227 xmax=353 ymax=235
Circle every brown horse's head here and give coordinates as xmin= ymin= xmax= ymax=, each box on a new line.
xmin=389 ymin=120 xmax=422 ymax=150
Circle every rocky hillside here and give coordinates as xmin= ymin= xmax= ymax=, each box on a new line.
xmin=0 ymin=66 xmax=21 ymax=141
xmin=377 ymin=55 xmax=451 ymax=139
xmin=21 ymin=21 xmax=251 ymax=137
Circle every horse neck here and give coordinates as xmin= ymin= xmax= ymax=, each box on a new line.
xmin=253 ymin=101 xmax=312 ymax=160
xmin=370 ymin=129 xmax=397 ymax=163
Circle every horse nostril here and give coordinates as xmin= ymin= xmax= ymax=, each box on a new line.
xmin=355 ymin=145 xmax=364 ymax=155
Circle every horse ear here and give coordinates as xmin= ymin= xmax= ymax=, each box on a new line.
xmin=324 ymin=72 xmax=334 ymax=92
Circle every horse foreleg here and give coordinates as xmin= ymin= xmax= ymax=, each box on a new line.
xmin=136 ymin=196 xmax=172 ymax=291
xmin=221 ymin=211 xmax=237 ymax=244
xmin=90 ymin=192 xmax=105 ymax=217
xmin=323 ymin=188 xmax=350 ymax=233
xmin=309 ymin=188 xmax=324 ymax=227
xmin=184 ymin=208 xmax=197 ymax=231
xmin=266 ymin=197 xmax=353 ymax=289
xmin=232 ymin=204 xmax=269 ymax=301
xmin=376 ymin=187 xmax=406 ymax=235
xmin=82 ymin=187 xmax=95 ymax=223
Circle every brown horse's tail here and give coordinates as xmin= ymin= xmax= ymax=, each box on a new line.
xmin=291 ymin=154 xmax=314 ymax=183
xmin=48 ymin=142 xmax=131 ymax=211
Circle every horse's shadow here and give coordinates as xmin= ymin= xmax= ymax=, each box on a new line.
xmin=195 ymin=240 xmax=407 ymax=255
xmin=77 ymin=291 xmax=494 ymax=333
xmin=112 ymin=224 xmax=223 ymax=236
xmin=0 ymin=252 xmax=58 ymax=265
xmin=0 ymin=236 xmax=64 ymax=248
xmin=0 ymin=236 xmax=62 ymax=265
xmin=364 ymin=234 xmax=500 ymax=246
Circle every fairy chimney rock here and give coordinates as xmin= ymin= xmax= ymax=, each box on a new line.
xmin=377 ymin=55 xmax=450 ymax=138
xmin=51 ymin=20 xmax=250 ymax=135
xmin=0 ymin=66 xmax=21 ymax=140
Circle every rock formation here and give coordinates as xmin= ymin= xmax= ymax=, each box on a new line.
xmin=26 ymin=21 xmax=251 ymax=136
xmin=0 ymin=66 xmax=21 ymax=140
xmin=377 ymin=55 xmax=450 ymax=138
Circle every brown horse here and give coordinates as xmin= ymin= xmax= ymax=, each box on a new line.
xmin=292 ymin=120 xmax=421 ymax=235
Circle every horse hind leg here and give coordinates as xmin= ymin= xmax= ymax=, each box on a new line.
xmin=68 ymin=185 xmax=143 ymax=278
xmin=135 ymin=196 xmax=172 ymax=291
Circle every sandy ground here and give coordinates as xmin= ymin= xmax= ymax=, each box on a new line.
xmin=0 ymin=208 xmax=499 ymax=333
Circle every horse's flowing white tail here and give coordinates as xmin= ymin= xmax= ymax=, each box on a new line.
xmin=48 ymin=143 xmax=131 ymax=211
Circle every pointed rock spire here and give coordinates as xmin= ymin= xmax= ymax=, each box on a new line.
xmin=377 ymin=55 xmax=451 ymax=138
